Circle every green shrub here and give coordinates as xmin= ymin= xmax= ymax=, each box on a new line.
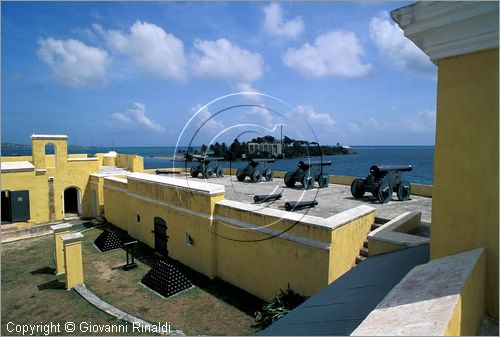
xmin=254 ymin=284 xmax=308 ymax=330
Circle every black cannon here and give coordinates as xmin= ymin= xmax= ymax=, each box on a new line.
xmin=236 ymin=158 xmax=275 ymax=183
xmin=284 ymin=160 xmax=332 ymax=189
xmin=190 ymin=156 xmax=225 ymax=178
xmin=284 ymin=200 xmax=318 ymax=211
xmin=350 ymin=164 xmax=412 ymax=203
xmin=254 ymin=193 xmax=282 ymax=204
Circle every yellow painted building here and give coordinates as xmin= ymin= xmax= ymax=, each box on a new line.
xmin=101 ymin=172 xmax=376 ymax=301
xmin=391 ymin=0 xmax=498 ymax=327
xmin=1 ymin=134 xmax=142 ymax=226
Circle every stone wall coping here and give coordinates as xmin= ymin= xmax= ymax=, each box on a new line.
xmin=104 ymin=176 xmax=128 ymax=184
xmin=31 ymin=134 xmax=68 ymax=139
xmin=216 ymin=200 xmax=374 ymax=231
xmin=368 ymin=211 xmax=429 ymax=246
xmin=351 ymin=248 xmax=485 ymax=336
xmin=67 ymin=157 xmax=99 ymax=162
xmin=50 ymin=223 xmax=73 ymax=233
xmin=127 ymin=172 xmax=225 ymax=196
xmin=60 ymin=232 xmax=84 ymax=244
xmin=326 ymin=205 xmax=375 ymax=230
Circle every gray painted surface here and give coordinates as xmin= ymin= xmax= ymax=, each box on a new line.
xmin=259 ymin=244 xmax=430 ymax=336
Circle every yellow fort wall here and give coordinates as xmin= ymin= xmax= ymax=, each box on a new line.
xmin=431 ymin=48 xmax=499 ymax=318
xmin=103 ymin=172 xmax=375 ymax=301
xmin=1 ymin=136 xmax=100 ymax=225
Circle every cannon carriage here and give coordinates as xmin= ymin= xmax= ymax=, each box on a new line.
xmin=284 ymin=160 xmax=332 ymax=189
xmin=190 ymin=156 xmax=225 ymax=178
xmin=350 ymin=164 xmax=412 ymax=203
xmin=236 ymin=158 xmax=274 ymax=183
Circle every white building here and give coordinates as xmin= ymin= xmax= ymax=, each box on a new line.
xmin=247 ymin=142 xmax=282 ymax=156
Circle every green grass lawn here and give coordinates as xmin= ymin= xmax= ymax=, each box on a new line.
xmin=1 ymin=221 xmax=264 ymax=336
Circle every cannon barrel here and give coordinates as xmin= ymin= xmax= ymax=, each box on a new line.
xmin=201 ymin=156 xmax=224 ymax=162
xmin=156 ymin=169 xmax=181 ymax=175
xmin=249 ymin=158 xmax=275 ymax=164
xmin=298 ymin=160 xmax=332 ymax=169
xmin=253 ymin=193 xmax=282 ymax=204
xmin=285 ymin=200 xmax=318 ymax=211
xmin=370 ymin=165 xmax=412 ymax=175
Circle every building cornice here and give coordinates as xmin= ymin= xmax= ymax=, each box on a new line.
xmin=391 ymin=1 xmax=499 ymax=63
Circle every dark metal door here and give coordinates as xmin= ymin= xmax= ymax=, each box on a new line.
xmin=154 ymin=217 xmax=169 ymax=256
xmin=10 ymin=190 xmax=30 ymax=222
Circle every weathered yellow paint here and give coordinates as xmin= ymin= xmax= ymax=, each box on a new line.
xmin=51 ymin=224 xmax=72 ymax=275
xmin=103 ymin=173 xmax=375 ymax=301
xmin=61 ymin=233 xmax=84 ymax=289
xmin=431 ymin=48 xmax=499 ymax=318
xmin=328 ymin=211 xmax=374 ymax=282
xmin=1 ymin=136 xmax=101 ymax=224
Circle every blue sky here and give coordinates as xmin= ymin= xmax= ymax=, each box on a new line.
xmin=1 ymin=1 xmax=437 ymax=147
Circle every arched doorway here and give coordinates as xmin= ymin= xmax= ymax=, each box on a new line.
xmin=45 ymin=143 xmax=57 ymax=168
xmin=63 ymin=187 xmax=80 ymax=217
xmin=153 ymin=217 xmax=169 ymax=256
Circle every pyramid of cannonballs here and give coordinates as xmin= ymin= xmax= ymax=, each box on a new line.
xmin=141 ymin=260 xmax=193 ymax=298
xmin=94 ymin=229 xmax=123 ymax=252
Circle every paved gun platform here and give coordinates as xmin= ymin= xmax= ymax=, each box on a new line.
xmin=180 ymin=174 xmax=432 ymax=224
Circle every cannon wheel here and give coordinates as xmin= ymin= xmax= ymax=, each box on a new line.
xmin=190 ymin=166 xmax=198 ymax=178
xmin=302 ymin=174 xmax=314 ymax=189
xmin=215 ymin=166 xmax=224 ymax=178
xmin=236 ymin=168 xmax=246 ymax=182
xmin=376 ymin=181 xmax=393 ymax=203
xmin=251 ymin=170 xmax=262 ymax=183
xmin=397 ymin=181 xmax=411 ymax=201
xmin=350 ymin=178 xmax=365 ymax=198
xmin=319 ymin=175 xmax=329 ymax=188
xmin=203 ymin=167 xmax=213 ymax=179
xmin=264 ymin=169 xmax=273 ymax=182
xmin=284 ymin=172 xmax=296 ymax=188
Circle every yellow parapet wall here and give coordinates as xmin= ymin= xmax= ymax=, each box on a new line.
xmin=352 ymin=248 xmax=486 ymax=336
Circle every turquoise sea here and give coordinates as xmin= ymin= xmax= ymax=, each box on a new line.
xmin=1 ymin=145 xmax=434 ymax=185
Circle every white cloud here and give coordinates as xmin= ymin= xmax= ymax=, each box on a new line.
xmin=189 ymin=104 xmax=224 ymax=133
xmin=96 ymin=21 xmax=187 ymax=81
xmin=245 ymin=106 xmax=275 ymax=129
xmin=263 ymin=3 xmax=304 ymax=40
xmin=283 ymin=31 xmax=372 ymax=78
xmin=293 ymin=105 xmax=336 ymax=128
xmin=37 ymin=37 xmax=109 ymax=87
xmin=112 ymin=103 xmax=164 ymax=132
xmin=369 ymin=12 xmax=436 ymax=78
xmin=405 ymin=109 xmax=436 ymax=132
xmin=348 ymin=110 xmax=435 ymax=134
xmin=235 ymin=82 xmax=263 ymax=104
xmin=191 ymin=38 xmax=264 ymax=83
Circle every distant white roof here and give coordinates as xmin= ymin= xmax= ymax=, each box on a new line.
xmin=31 ymin=134 xmax=68 ymax=139
xmin=1 ymin=161 xmax=35 ymax=172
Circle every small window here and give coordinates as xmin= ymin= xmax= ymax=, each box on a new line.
xmin=136 ymin=214 xmax=140 ymax=222
xmin=185 ymin=233 xmax=194 ymax=246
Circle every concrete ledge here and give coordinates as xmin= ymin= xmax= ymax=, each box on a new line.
xmin=74 ymin=284 xmax=184 ymax=335
xmin=0 ymin=161 xmax=35 ymax=172
xmin=67 ymin=157 xmax=99 ymax=162
xmin=104 ymin=176 xmax=128 ymax=184
xmin=368 ymin=211 xmax=429 ymax=256
xmin=50 ymin=223 xmax=73 ymax=233
xmin=128 ymin=172 xmax=225 ymax=196
xmin=216 ymin=199 xmax=331 ymax=230
xmin=351 ymin=248 xmax=486 ymax=336
xmin=31 ymin=134 xmax=68 ymax=139
xmin=60 ymin=232 xmax=84 ymax=244
xmin=327 ymin=205 xmax=375 ymax=230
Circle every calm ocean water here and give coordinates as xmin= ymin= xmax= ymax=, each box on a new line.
xmin=1 ymin=145 xmax=434 ymax=185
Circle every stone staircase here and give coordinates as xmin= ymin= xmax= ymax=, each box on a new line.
xmin=354 ymin=220 xmax=385 ymax=265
